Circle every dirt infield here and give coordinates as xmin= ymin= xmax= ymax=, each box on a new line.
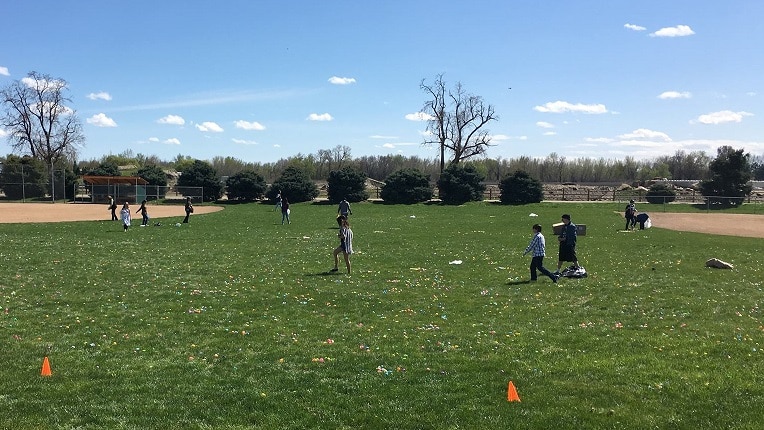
xmin=643 ymin=212 xmax=764 ymax=238
xmin=0 ymin=203 xmax=222 ymax=224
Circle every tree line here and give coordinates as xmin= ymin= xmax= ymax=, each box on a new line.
xmin=3 ymin=71 xmax=764 ymax=190
xmin=67 ymin=146 xmax=764 ymax=184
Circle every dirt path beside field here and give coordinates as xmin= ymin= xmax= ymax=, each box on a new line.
xmin=635 ymin=212 xmax=764 ymax=238
xmin=0 ymin=203 xmax=222 ymax=224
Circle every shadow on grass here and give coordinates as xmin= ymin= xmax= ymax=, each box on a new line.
xmin=506 ymin=280 xmax=532 ymax=285
xmin=305 ymin=271 xmax=345 ymax=277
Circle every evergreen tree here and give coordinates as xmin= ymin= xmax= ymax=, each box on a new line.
xmin=226 ymin=170 xmax=267 ymax=201
xmin=266 ymin=166 xmax=319 ymax=203
xmin=0 ymin=155 xmax=47 ymax=199
xmin=86 ymin=160 xmax=121 ymax=176
xmin=327 ymin=166 xmax=369 ymax=203
xmin=700 ymin=146 xmax=752 ymax=205
xmin=437 ymin=163 xmax=485 ymax=205
xmin=177 ymin=160 xmax=224 ymax=202
xmin=136 ymin=165 xmax=168 ymax=186
xmin=499 ymin=170 xmax=544 ymax=204
xmin=380 ymin=168 xmax=433 ymax=204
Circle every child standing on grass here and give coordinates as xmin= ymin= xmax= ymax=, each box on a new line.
xmin=624 ymin=199 xmax=637 ymax=230
xmin=331 ymin=217 xmax=353 ymax=274
xmin=120 ymin=202 xmax=131 ymax=232
xmin=108 ymin=195 xmax=118 ymax=221
xmin=523 ymin=224 xmax=558 ymax=283
xmin=281 ymin=196 xmax=291 ymax=224
xmin=136 ymin=199 xmax=149 ymax=226
xmin=183 ymin=197 xmax=193 ymax=223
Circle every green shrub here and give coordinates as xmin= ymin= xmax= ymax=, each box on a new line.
xmin=136 ymin=165 xmax=168 ymax=187
xmin=266 ymin=166 xmax=319 ymax=203
xmin=177 ymin=160 xmax=224 ymax=201
xmin=437 ymin=163 xmax=485 ymax=205
xmin=226 ymin=170 xmax=267 ymax=201
xmin=380 ymin=168 xmax=433 ymax=204
xmin=86 ymin=160 xmax=121 ymax=176
xmin=645 ymin=183 xmax=677 ymax=204
xmin=0 ymin=155 xmax=47 ymax=199
xmin=327 ymin=166 xmax=369 ymax=203
xmin=499 ymin=170 xmax=543 ymax=204
xmin=136 ymin=165 xmax=169 ymax=200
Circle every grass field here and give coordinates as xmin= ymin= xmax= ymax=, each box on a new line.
xmin=1 ymin=202 xmax=762 ymax=429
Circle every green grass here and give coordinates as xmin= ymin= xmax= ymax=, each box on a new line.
xmin=1 ymin=202 xmax=762 ymax=429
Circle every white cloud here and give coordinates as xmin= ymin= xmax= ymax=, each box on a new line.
xmin=491 ymin=134 xmax=526 ymax=141
xmin=22 ymin=76 xmax=65 ymax=90
xmin=405 ymin=112 xmax=434 ymax=121
xmin=381 ymin=142 xmax=417 ymax=149
xmin=234 ymin=120 xmax=266 ymax=130
xmin=157 ymin=115 xmax=185 ymax=125
xmin=86 ymin=113 xmax=117 ymax=127
xmin=195 ymin=121 xmax=224 ymax=132
xmin=658 ymin=91 xmax=691 ymax=99
xmin=650 ymin=25 xmax=695 ymax=37
xmin=624 ymin=23 xmax=646 ymax=31
xmin=534 ymin=101 xmax=608 ymax=114
xmin=575 ymin=138 xmax=764 ymax=160
xmin=148 ymin=137 xmax=160 ymax=142
xmin=618 ymin=128 xmax=672 ymax=141
xmin=616 ymin=140 xmax=667 ymax=148
xmin=543 ymin=131 xmax=557 ymax=136
xmin=0 ymin=128 xmax=8 ymax=137
xmin=232 ymin=138 xmax=258 ymax=145
xmin=536 ymin=121 xmax=555 ymax=128
xmin=585 ymin=137 xmax=615 ymax=143
xmin=328 ymin=76 xmax=357 ymax=85
xmin=0 ymin=66 xmax=10 ymax=76
xmin=696 ymin=110 xmax=753 ymax=125
xmin=87 ymin=92 xmax=112 ymax=101
xmin=163 ymin=138 xmax=181 ymax=145
xmin=306 ymin=113 xmax=333 ymax=121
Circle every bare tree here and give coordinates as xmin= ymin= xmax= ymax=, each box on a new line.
xmin=1 ymin=71 xmax=84 ymax=167
xmin=420 ymin=74 xmax=497 ymax=172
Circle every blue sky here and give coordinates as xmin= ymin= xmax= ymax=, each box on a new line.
xmin=1 ymin=1 xmax=762 ymax=164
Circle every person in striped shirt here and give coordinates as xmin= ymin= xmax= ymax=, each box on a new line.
xmin=523 ymin=224 xmax=559 ymax=283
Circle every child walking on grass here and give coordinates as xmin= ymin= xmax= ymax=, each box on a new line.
xmin=331 ymin=217 xmax=353 ymax=274
xmin=120 ymin=202 xmax=131 ymax=232
xmin=523 ymin=224 xmax=558 ymax=283
xmin=136 ymin=199 xmax=149 ymax=226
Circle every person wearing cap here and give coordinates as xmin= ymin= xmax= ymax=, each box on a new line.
xmin=556 ymin=214 xmax=580 ymax=273
xmin=624 ymin=199 xmax=637 ymax=230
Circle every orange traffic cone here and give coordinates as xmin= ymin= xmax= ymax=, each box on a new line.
xmin=41 ymin=356 xmax=52 ymax=377
xmin=507 ymin=381 xmax=521 ymax=402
